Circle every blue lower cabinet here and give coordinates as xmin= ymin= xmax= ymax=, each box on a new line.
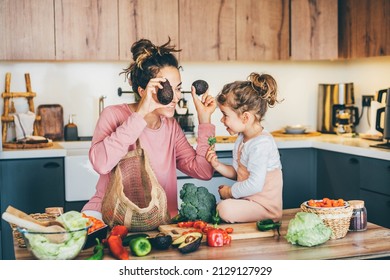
xmin=0 ymin=157 xmax=65 ymax=260
xmin=360 ymin=189 xmax=390 ymax=229
xmin=279 ymin=148 xmax=317 ymax=209
xmin=360 ymin=156 xmax=390 ymax=229
xmin=317 ymin=150 xmax=360 ymax=200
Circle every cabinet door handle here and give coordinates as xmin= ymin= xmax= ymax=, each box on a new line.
xmin=43 ymin=162 xmax=60 ymax=169
xmin=349 ymin=158 xmax=359 ymax=165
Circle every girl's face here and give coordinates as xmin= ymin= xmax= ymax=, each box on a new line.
xmin=218 ymin=104 xmax=245 ymax=135
xmin=155 ymin=66 xmax=182 ymax=118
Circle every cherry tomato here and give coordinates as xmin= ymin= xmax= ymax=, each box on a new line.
xmin=193 ymin=220 xmax=207 ymax=229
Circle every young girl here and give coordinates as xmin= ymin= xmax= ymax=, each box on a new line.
xmin=206 ymin=72 xmax=282 ymax=223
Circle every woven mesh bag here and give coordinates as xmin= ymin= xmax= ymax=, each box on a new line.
xmin=101 ymin=141 xmax=170 ymax=231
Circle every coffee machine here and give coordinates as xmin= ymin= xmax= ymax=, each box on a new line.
xmin=372 ymin=88 xmax=390 ymax=149
xmin=317 ymin=83 xmax=359 ymax=134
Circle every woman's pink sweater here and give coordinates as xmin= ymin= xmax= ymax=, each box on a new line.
xmin=82 ymin=104 xmax=215 ymax=217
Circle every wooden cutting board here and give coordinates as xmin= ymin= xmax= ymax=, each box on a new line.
xmin=158 ymin=222 xmax=275 ymax=242
xmin=271 ymin=130 xmax=321 ymax=138
xmin=36 ymin=104 xmax=64 ymax=141
xmin=215 ymin=135 xmax=237 ymax=143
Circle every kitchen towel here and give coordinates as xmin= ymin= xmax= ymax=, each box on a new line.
xmin=13 ymin=111 xmax=35 ymax=141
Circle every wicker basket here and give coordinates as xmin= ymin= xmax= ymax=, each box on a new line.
xmin=10 ymin=213 xmax=58 ymax=248
xmin=300 ymin=203 xmax=353 ymax=239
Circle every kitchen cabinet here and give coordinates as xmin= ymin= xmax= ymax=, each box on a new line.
xmin=359 ymin=157 xmax=390 ymax=228
xmin=317 ymin=150 xmax=360 ymax=200
xmin=118 ymin=0 xmax=179 ymax=61
xmin=236 ymin=0 xmax=289 ymax=61
xmin=54 ymin=0 xmax=119 ymax=60
xmin=179 ymin=0 xmax=236 ymax=61
xmin=360 ymin=190 xmax=390 ymax=229
xmin=0 ymin=158 xmax=65 ymax=260
xmin=0 ymin=0 xmax=55 ymax=60
xmin=279 ymin=148 xmax=317 ymax=209
xmin=290 ymin=0 xmax=338 ymax=60
xmin=338 ymin=0 xmax=390 ymax=58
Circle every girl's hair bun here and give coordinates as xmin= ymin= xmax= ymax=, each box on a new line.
xmin=249 ymin=72 xmax=278 ymax=107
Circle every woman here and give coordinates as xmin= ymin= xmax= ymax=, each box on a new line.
xmin=82 ymin=38 xmax=217 ymax=220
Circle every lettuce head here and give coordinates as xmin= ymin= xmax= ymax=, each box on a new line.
xmin=286 ymin=212 xmax=332 ymax=247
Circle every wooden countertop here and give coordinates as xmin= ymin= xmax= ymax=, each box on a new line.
xmin=14 ymin=208 xmax=390 ymax=260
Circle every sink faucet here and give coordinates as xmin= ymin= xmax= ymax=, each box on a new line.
xmin=99 ymin=95 xmax=107 ymax=116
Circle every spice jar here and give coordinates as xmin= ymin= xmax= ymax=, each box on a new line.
xmin=348 ymin=200 xmax=367 ymax=231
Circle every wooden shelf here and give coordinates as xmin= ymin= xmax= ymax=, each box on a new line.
xmin=1 ymin=72 xmax=40 ymax=145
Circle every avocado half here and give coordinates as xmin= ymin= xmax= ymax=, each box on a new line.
xmin=172 ymin=232 xmax=203 ymax=254
xmin=149 ymin=233 xmax=173 ymax=250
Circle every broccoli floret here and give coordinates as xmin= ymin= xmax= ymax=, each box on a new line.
xmin=179 ymin=183 xmax=197 ymax=200
xmin=208 ymin=136 xmax=217 ymax=146
xmin=179 ymin=204 xmax=198 ymax=221
xmin=197 ymin=208 xmax=213 ymax=222
xmin=178 ymin=183 xmax=217 ymax=222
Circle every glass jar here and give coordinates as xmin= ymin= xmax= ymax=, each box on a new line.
xmin=348 ymin=200 xmax=367 ymax=231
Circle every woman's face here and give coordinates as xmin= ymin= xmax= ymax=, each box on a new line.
xmin=155 ymin=66 xmax=182 ymax=118
xmin=218 ymin=104 xmax=245 ymax=135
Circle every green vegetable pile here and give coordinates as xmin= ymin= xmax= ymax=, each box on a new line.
xmin=178 ymin=183 xmax=217 ymax=222
xmin=285 ymin=212 xmax=332 ymax=247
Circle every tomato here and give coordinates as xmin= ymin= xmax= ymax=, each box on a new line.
xmin=225 ymin=227 xmax=234 ymax=234
xmin=193 ymin=220 xmax=207 ymax=229
xmin=202 ymin=226 xmax=214 ymax=234
xmin=178 ymin=221 xmax=194 ymax=228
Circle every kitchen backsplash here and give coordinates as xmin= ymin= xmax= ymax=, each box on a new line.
xmin=1 ymin=57 xmax=390 ymax=141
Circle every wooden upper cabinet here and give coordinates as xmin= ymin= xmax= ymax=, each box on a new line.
xmin=0 ymin=0 xmax=55 ymax=60
xmin=179 ymin=0 xmax=236 ymax=61
xmin=290 ymin=0 xmax=338 ymax=60
xmin=54 ymin=0 xmax=118 ymax=60
xmin=339 ymin=0 xmax=390 ymax=58
xmin=118 ymin=0 xmax=179 ymax=61
xmin=237 ymin=0 xmax=289 ymax=61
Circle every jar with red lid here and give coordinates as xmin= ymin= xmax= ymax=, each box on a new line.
xmin=348 ymin=200 xmax=367 ymax=231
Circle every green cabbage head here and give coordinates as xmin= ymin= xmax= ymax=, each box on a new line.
xmin=285 ymin=212 xmax=332 ymax=247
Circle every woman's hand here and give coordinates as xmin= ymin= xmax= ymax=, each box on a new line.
xmin=191 ymin=86 xmax=216 ymax=124
xmin=218 ymin=185 xmax=233 ymax=200
xmin=136 ymin=77 xmax=168 ymax=117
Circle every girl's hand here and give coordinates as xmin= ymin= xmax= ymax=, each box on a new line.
xmin=218 ymin=185 xmax=233 ymax=200
xmin=206 ymin=145 xmax=220 ymax=169
xmin=191 ymin=86 xmax=216 ymax=124
xmin=136 ymin=77 xmax=168 ymax=117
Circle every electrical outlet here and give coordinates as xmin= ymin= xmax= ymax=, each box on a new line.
xmin=362 ymin=95 xmax=374 ymax=107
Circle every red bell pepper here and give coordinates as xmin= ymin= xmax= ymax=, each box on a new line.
xmin=207 ymin=229 xmax=224 ymax=247
xmin=107 ymin=235 xmax=129 ymax=260
xmin=110 ymin=225 xmax=128 ymax=239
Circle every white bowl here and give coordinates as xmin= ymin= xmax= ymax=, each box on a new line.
xmin=284 ymin=125 xmax=306 ymax=134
